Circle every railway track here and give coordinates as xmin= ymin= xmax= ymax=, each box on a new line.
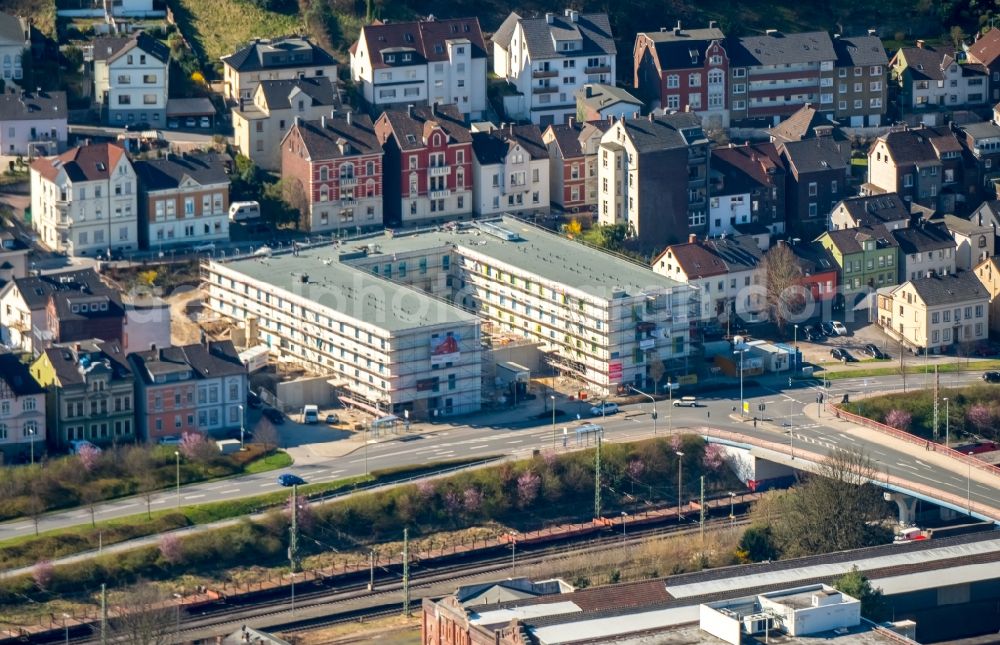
xmin=48 ymin=514 xmax=749 ymax=644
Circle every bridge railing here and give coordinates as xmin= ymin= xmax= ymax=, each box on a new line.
xmin=827 ymin=404 xmax=1000 ymax=479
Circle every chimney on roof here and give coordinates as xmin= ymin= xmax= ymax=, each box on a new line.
xmin=585 ymin=84 xmax=593 ymax=98
xmin=868 ymin=28 xmax=877 ymax=36
xmin=673 ymin=21 xmax=682 ymax=36
xmin=321 ymin=114 xmax=326 ymax=129
xmin=660 ymin=27 xmax=667 ymax=32
xmin=916 ymin=39 xmax=926 ymax=49
xmin=545 ymin=12 xmax=554 ymax=24
xmin=684 ymin=104 xmax=691 ymax=112
xmin=688 ymin=233 xmax=697 ymax=243
xmin=766 ymin=29 xmax=780 ymax=36
xmin=648 ymin=112 xmax=653 ymax=122
xmin=569 ymin=9 xmax=579 ymax=22
xmin=407 ymin=104 xmax=414 ymax=118
xmin=346 ymin=110 xmax=352 ymax=126
xmin=431 ymin=101 xmax=439 ymax=116
xmin=294 ymin=115 xmax=301 ymax=127
xmin=709 ymin=20 xmax=718 ymax=29
xmin=568 ymin=116 xmax=575 ymax=128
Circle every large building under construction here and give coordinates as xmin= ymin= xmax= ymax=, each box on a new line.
xmin=202 ymin=217 xmax=697 ymax=419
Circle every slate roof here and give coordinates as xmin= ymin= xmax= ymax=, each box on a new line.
xmin=880 ymin=128 xmax=944 ymax=164
xmin=472 ymin=124 xmax=547 ymax=165
xmin=639 ymin=23 xmax=726 ymax=71
xmin=779 ymin=137 xmax=848 ymax=174
xmin=942 ymin=213 xmax=991 ymax=236
xmin=12 ymin=269 xmax=114 ymax=311
xmin=256 ymin=77 xmax=338 ymax=111
xmin=358 ymin=17 xmax=486 ymax=70
xmin=791 ymin=240 xmax=839 ymax=276
xmin=821 ymin=225 xmax=898 ymax=255
xmin=222 ymin=36 xmax=337 ymax=71
xmin=576 ymin=83 xmax=642 ymax=113
xmin=543 ymin=119 xmax=611 ymax=158
xmin=0 ymin=352 xmax=43 ymax=396
xmin=0 ymin=12 xmax=27 ymax=45
xmin=712 ymin=143 xmax=784 ymax=195
xmin=833 ymin=34 xmax=888 ymax=67
xmin=496 ymin=10 xmax=615 ymax=60
xmin=0 ymin=88 xmax=67 ymax=122
xmin=378 ymin=104 xmax=470 ymax=151
xmin=891 ymin=221 xmax=955 ymax=255
xmin=45 ymin=339 xmax=132 ymax=387
xmin=50 ymin=289 xmax=124 ymax=323
xmin=730 ymin=30 xmax=836 ymax=67
xmin=619 ymin=112 xmax=705 ymax=154
xmin=836 ymin=194 xmax=911 ymax=227
xmin=291 ymin=112 xmax=381 ymax=160
xmin=92 ymin=32 xmax=169 ymax=64
xmin=897 ymin=45 xmax=953 ymax=81
xmin=129 ymin=340 xmax=244 ymax=384
xmin=30 ymin=143 xmax=128 ymax=183
xmin=134 ymin=153 xmax=230 ymax=192
xmin=656 ymin=235 xmax=763 ymax=279
xmin=768 ymin=104 xmax=845 ymax=143
xmin=959 ymin=120 xmax=1000 ymax=141
xmin=903 ymin=272 xmax=988 ymax=305
xmin=967 ymin=28 xmax=1000 ymax=67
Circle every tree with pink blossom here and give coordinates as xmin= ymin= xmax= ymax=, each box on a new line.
xmin=884 ymin=409 xmax=912 ymax=431
xmin=516 ymin=470 xmax=541 ymax=508
xmin=443 ymin=490 xmax=462 ymax=516
xmin=179 ymin=431 xmax=213 ymax=462
xmin=702 ymin=444 xmax=726 ymax=471
xmin=416 ymin=479 xmax=436 ymax=501
xmin=33 ymin=559 xmax=53 ymax=590
xmin=462 ymin=487 xmax=483 ymax=515
xmin=158 ymin=534 xmax=184 ymax=565
xmin=77 ymin=443 xmax=101 ymax=472
xmin=670 ymin=434 xmax=683 ymax=452
xmin=967 ymin=404 xmax=993 ymax=437
xmin=285 ymin=493 xmax=315 ymax=533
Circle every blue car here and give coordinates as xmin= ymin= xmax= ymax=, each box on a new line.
xmin=277 ymin=473 xmax=306 ymax=487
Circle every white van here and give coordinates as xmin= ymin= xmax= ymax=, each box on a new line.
xmin=302 ymin=405 xmax=319 ymax=424
xmin=229 ymin=201 xmax=261 ymax=222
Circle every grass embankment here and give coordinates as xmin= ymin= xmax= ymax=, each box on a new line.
xmin=821 ymin=359 xmax=1000 ymax=380
xmin=169 ymin=0 xmax=301 ymax=66
xmin=844 ymin=384 xmax=1000 ymax=441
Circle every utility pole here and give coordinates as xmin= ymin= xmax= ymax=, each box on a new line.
xmin=900 ymin=333 xmax=906 ymax=393
xmin=699 ymin=476 xmax=705 ymax=543
xmin=288 ymin=484 xmax=300 ymax=573
xmin=402 ymin=528 xmax=410 ymax=617
xmin=594 ymin=434 xmax=602 ymax=519
xmin=932 ymin=367 xmax=940 ymax=442
xmin=368 ymin=550 xmax=375 ymax=591
xmin=100 ymin=583 xmax=107 ymax=645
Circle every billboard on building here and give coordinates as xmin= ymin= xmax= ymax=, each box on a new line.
xmin=430 ymin=332 xmax=460 ymax=366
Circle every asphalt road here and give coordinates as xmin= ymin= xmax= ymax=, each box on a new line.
xmin=0 ymin=372 xmax=996 ymax=545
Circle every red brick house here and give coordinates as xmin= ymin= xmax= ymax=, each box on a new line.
xmin=281 ymin=111 xmax=384 ymax=233
xmin=792 ymin=240 xmax=840 ymax=304
xmin=633 ymin=22 xmax=729 ymax=127
xmin=374 ymin=103 xmax=473 ymax=227
xmin=541 ymin=118 xmax=610 ymax=214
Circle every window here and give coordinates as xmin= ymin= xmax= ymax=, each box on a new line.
xmin=808 ymin=182 xmax=817 ymax=196
xmin=666 ymin=74 xmax=679 ymax=88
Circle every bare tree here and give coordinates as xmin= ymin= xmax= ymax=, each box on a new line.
xmin=26 ymin=494 xmax=45 ymax=536
xmin=107 ymin=581 xmax=177 ymax=645
xmin=254 ymin=418 xmax=280 ymax=453
xmin=138 ymin=474 xmax=159 ymax=520
xmin=81 ymin=482 xmax=102 ymax=528
xmin=756 ymin=243 xmax=805 ymax=334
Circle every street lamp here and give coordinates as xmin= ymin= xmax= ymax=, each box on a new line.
xmin=943 ymin=397 xmax=950 ymax=449
xmin=173 ymin=593 xmax=182 ymax=639
xmin=27 ymin=426 xmax=35 ymax=466
xmin=62 ymin=613 xmax=70 ymax=645
xmin=734 ymin=348 xmax=748 ymax=417
xmin=728 ymin=491 xmax=736 ymax=524
xmin=793 ymin=324 xmax=799 ymax=372
xmin=621 ymin=511 xmax=628 ymax=548
xmin=629 ymin=385 xmax=657 ymax=436
xmin=967 ymin=452 xmax=974 ymax=515
xmin=550 ymin=395 xmax=556 ymax=449
xmin=508 ymin=531 xmax=518 ymax=575
xmin=238 ymin=404 xmax=245 ymax=450
xmin=667 ymin=379 xmax=674 ymax=436
xmin=675 ymin=451 xmax=684 ymax=522
xmin=174 ymin=451 xmax=180 ymax=508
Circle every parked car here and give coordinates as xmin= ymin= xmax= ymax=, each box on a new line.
xmin=863 ymin=344 xmax=887 ymax=360
xmin=590 ymin=402 xmax=619 ymax=415
xmin=191 ymin=242 xmax=216 ymax=253
xmin=225 ymin=427 xmax=253 ymax=441
xmin=983 ymin=371 xmax=1000 ymax=383
xmin=157 ymin=435 xmax=181 ymax=445
xmin=302 ymin=404 xmax=319 ymax=424
xmin=277 ymin=473 xmax=306 ymax=487
xmin=124 ymin=121 xmax=150 ymax=132
xmin=831 ymin=348 xmax=856 ymax=363
xmin=819 ymin=321 xmax=834 ymax=336
xmin=672 ymin=396 xmax=698 ymax=407
xmin=184 ymin=117 xmax=196 ymax=128
xmin=200 ymin=116 xmax=211 ymax=129
xmin=167 ymin=119 xmax=179 ymax=129
xmin=262 ymin=408 xmax=285 ymax=424
xmin=325 ymin=413 xmax=340 ymax=425
xmin=830 ymin=321 xmax=848 ymax=336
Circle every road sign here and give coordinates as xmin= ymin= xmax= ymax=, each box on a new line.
xmin=743 ymin=401 xmax=750 ymax=413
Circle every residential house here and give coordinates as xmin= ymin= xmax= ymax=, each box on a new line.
xmin=540 ymin=118 xmax=609 ymax=213
xmin=876 ymin=272 xmax=988 ymax=352
xmin=281 ymin=111 xmax=384 ymax=233
xmin=129 ymin=340 xmax=248 ymax=441
xmin=866 ymin=126 xmax=963 ymax=212
xmin=30 ymin=339 xmax=135 ymax=451
xmin=891 ymin=221 xmax=957 ymax=282
xmin=0 ymin=230 xmax=29 ymax=286
xmin=652 ymin=234 xmax=764 ymax=322
xmin=768 ymin=103 xmax=848 ymax=147
xmin=221 ymin=36 xmax=338 ymax=103
xmin=349 ymin=17 xmax=488 ymax=119
xmin=710 ymin=142 xmax=786 ymax=236
xmin=0 ymin=88 xmax=67 ymax=156
xmin=633 ymin=22 xmax=729 ymax=127
xmin=0 ymin=268 xmax=122 ymax=355
xmin=973 ymin=255 xmax=1000 ymax=333
xmin=790 ymin=240 xmax=839 ymax=304
xmin=965 ymin=27 xmax=1000 ymax=103
xmin=0 ymin=352 xmax=45 ymax=463
xmin=816 ymin=225 xmax=899 ymax=306
xmin=829 ymin=193 xmax=911 ymax=231
xmin=575 ymin=83 xmax=642 ymax=121
xmin=232 ymin=77 xmax=341 ymax=171
xmin=29 ymin=142 xmax=138 ymax=256
xmin=120 ymin=292 xmax=170 ymax=354
xmin=92 ymin=32 xmax=170 ymax=126
xmin=942 ymin=212 xmax=994 ymax=270
xmin=134 ymin=152 xmax=231 ymax=250
xmin=889 ymin=41 xmax=988 ymax=120
xmin=493 ymin=9 xmax=616 ymax=126
xmin=967 ymin=199 xmax=1000 ymax=247
xmin=831 ymin=32 xmax=889 ymax=126
xmin=777 ymin=137 xmax=849 ymax=239
xmin=955 ymin=120 xmax=1000 ymax=203
xmin=0 ymin=12 xmax=29 ymax=85
xmin=597 ymin=111 xmax=710 ymax=248
xmin=374 ymin=103 xmax=473 ymax=227
xmin=471 ymin=123 xmax=549 ymax=216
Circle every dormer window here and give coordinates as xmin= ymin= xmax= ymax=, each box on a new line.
xmin=402 ymin=53 xmax=412 ymax=62
xmin=71 ymin=304 xmax=79 ymax=313
xmin=385 ymin=54 xmax=395 ymax=63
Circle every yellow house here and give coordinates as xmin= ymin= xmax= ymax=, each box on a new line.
xmin=877 ymin=272 xmax=989 ymax=353
xmin=973 ymin=256 xmax=1000 ymax=334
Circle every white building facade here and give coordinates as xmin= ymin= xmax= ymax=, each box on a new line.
xmin=471 ymin=124 xmax=550 ymax=216
xmin=93 ymin=33 xmax=170 ymax=126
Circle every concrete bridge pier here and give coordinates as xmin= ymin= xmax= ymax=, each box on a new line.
xmin=885 ymin=491 xmax=918 ymax=526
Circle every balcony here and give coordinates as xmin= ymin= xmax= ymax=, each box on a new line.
xmin=532 ymin=69 xmax=558 ymax=78
xmin=429 ymin=189 xmax=451 ymax=199
xmin=533 ymin=86 xmax=558 ymax=95
xmin=339 ymin=176 xmax=358 ymax=187
xmin=340 ymin=198 xmax=358 ymax=206
xmin=584 ymin=65 xmax=612 ymax=74
xmin=429 ymin=165 xmax=451 ymax=177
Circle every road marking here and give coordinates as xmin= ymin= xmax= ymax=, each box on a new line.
xmin=151 ymin=499 xmax=166 ymax=505
xmin=915 ymin=460 xmax=931 ymax=469
xmin=184 ymin=494 xmax=205 ymax=500
xmin=328 ymin=469 xmax=345 ymax=475
xmin=260 ymin=482 xmax=279 ymax=487
xmin=508 ymin=439 xmax=524 ymax=444
xmin=219 ymin=488 xmax=240 ymax=494
xmin=895 ymin=462 xmax=918 ymax=470
xmin=838 ymin=433 xmax=858 ymax=442
xmin=117 ymin=503 xmax=135 ymax=509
